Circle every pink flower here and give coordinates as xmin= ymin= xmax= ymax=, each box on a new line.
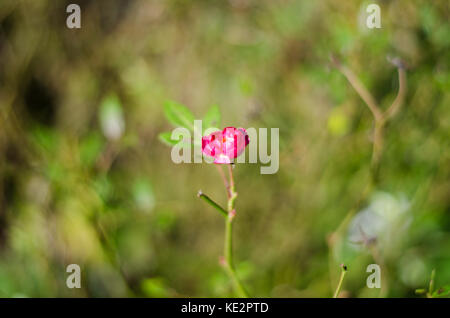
xmin=202 ymin=127 xmax=250 ymax=164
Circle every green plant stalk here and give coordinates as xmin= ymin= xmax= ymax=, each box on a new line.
xmin=224 ymin=216 xmax=248 ymax=297
xmin=198 ymin=166 xmax=249 ymax=297
xmin=428 ymin=269 xmax=436 ymax=298
xmin=197 ymin=190 xmax=227 ymax=217
xmin=333 ymin=265 xmax=347 ymax=298
xmin=222 ymin=164 xmax=249 ymax=298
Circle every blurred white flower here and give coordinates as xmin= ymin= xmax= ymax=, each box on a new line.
xmin=347 ymin=191 xmax=411 ymax=251
xmin=99 ymin=94 xmax=125 ymax=141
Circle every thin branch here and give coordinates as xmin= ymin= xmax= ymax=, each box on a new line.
xmin=216 ymin=165 xmax=230 ymax=198
xmin=227 ymin=164 xmax=237 ymax=212
xmin=382 ymin=67 xmax=407 ymax=122
xmin=330 ymin=55 xmax=382 ymax=121
xmin=197 ymin=190 xmax=227 ymax=217
xmin=328 ymin=56 xmax=407 ymax=298
xmin=333 ymin=264 xmax=348 ymax=298
xmin=228 ymin=164 xmax=235 ymax=193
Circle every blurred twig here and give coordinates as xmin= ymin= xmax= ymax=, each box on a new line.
xmin=330 ymin=55 xmax=382 ymax=122
xmin=328 ymin=55 xmax=408 ymax=296
xmin=383 ymin=57 xmax=407 ymax=121
xmin=330 ymin=54 xmax=407 ymax=171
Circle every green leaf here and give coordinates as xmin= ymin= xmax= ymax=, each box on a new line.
xmin=158 ymin=132 xmax=191 ymax=148
xmin=163 ymin=100 xmax=195 ymax=131
xmin=158 ymin=132 xmax=179 ymax=146
xmin=203 ymin=104 xmax=221 ymax=130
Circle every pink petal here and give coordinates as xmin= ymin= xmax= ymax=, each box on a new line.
xmin=214 ymin=154 xmax=232 ymax=164
xmin=201 ymin=127 xmax=250 ymax=164
xmin=222 ymin=127 xmax=249 ymax=159
xmin=202 ymin=131 xmax=222 ymax=157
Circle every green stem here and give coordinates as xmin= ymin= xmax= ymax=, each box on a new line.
xmin=222 ymin=164 xmax=249 ymax=298
xmin=197 ymin=190 xmax=227 ymax=217
xmin=225 ymin=214 xmax=233 ymax=264
xmin=224 ymin=216 xmax=248 ymax=297
xmin=333 ymin=265 xmax=348 ymax=298
xmin=428 ymin=269 xmax=436 ymax=298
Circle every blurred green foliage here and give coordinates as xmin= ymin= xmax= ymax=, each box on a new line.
xmin=0 ymin=0 xmax=449 ymax=297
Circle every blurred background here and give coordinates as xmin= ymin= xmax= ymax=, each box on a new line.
xmin=0 ymin=0 xmax=449 ymax=297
